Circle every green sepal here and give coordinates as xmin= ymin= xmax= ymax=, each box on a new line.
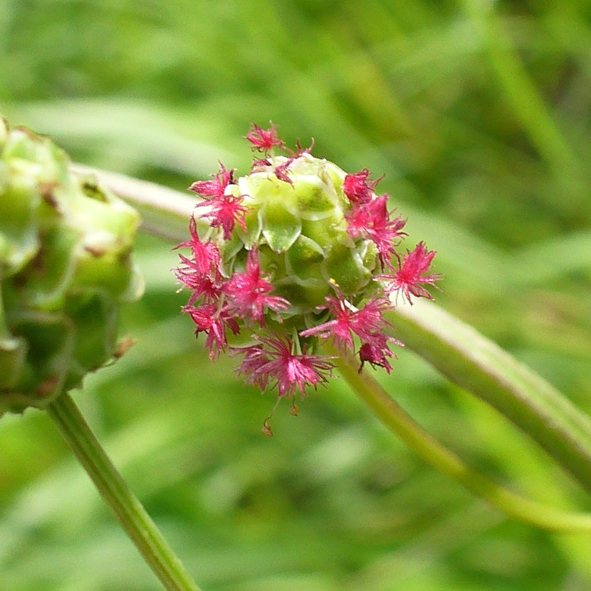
xmin=273 ymin=279 xmax=329 ymax=313
xmin=0 ymin=335 xmax=27 ymax=390
xmin=1 ymin=310 xmax=75 ymax=414
xmin=262 ymin=201 xmax=301 ymax=253
xmin=235 ymin=205 xmax=263 ymax=248
xmin=283 ymin=178 xmax=338 ymax=220
xmin=0 ymin=179 xmax=41 ymax=275
xmin=323 ymin=244 xmax=371 ymax=295
xmin=285 ymin=235 xmax=325 ymax=282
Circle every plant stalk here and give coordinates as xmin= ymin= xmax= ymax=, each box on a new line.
xmin=389 ymin=299 xmax=591 ymax=492
xmin=329 ymin=345 xmax=591 ymax=532
xmin=47 ymin=393 xmax=202 ymax=591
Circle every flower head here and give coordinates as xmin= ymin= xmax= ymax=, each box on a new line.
xmin=223 ymin=249 xmax=289 ymax=325
xmin=189 ymin=163 xmax=234 ymax=199
xmin=0 ymin=117 xmax=143 ymax=416
xmin=343 ymin=169 xmax=380 ymax=204
xmin=234 ymin=335 xmax=333 ymax=398
xmin=246 ymin=123 xmax=285 ymax=153
xmin=382 ymin=242 xmax=443 ymax=304
xmin=195 ymin=194 xmax=247 ymax=240
xmin=175 ymin=125 xmax=441 ymax=425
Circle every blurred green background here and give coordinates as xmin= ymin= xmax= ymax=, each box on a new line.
xmin=1 ymin=0 xmax=591 ymax=589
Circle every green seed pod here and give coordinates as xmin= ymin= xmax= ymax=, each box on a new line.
xmin=0 ymin=117 xmax=143 ymax=416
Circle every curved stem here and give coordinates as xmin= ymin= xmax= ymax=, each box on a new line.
xmin=329 ymin=345 xmax=591 ymax=533
xmin=389 ymin=299 xmax=591 ymax=493
xmin=47 ymin=393 xmax=202 ymax=591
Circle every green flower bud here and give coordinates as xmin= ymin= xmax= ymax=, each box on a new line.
xmin=0 ymin=117 xmax=144 ymax=416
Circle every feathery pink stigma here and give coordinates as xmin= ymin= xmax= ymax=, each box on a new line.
xmin=184 ymin=304 xmax=227 ymax=359
xmin=251 ymin=157 xmax=271 ymax=172
xmin=300 ymin=294 xmax=394 ymax=352
xmin=189 ymin=163 xmax=234 ymax=199
xmin=246 ymin=124 xmax=285 ymax=152
xmin=175 ymin=216 xmax=220 ymax=275
xmin=234 ymin=335 xmax=334 ymax=397
xmin=174 ymin=253 xmax=222 ymax=305
xmin=195 ymin=194 xmax=247 ymax=240
xmin=184 ymin=304 xmax=239 ymax=359
xmin=223 ymin=250 xmax=289 ymax=325
xmin=383 ymin=242 xmax=442 ymax=304
xmin=273 ymin=158 xmax=294 ymax=184
xmin=232 ymin=344 xmax=271 ymax=391
xmin=292 ymin=138 xmax=315 ymax=157
xmin=346 ymin=196 xmax=406 ymax=266
xmin=342 ymin=169 xmax=380 ymax=204
xmin=359 ymin=338 xmax=395 ymax=374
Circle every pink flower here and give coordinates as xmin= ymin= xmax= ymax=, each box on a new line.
xmin=189 ymin=163 xmax=234 ymax=199
xmin=231 ymin=344 xmax=271 ymax=391
xmin=251 ymin=157 xmax=271 ymax=171
xmin=174 ymin=216 xmax=220 ymax=276
xmin=174 ymin=253 xmax=222 ymax=305
xmin=195 ymin=194 xmax=247 ymax=240
xmin=382 ymin=242 xmax=442 ymax=303
xmin=273 ymin=158 xmax=294 ymax=184
xmin=250 ymin=156 xmax=294 ymax=184
xmin=223 ymin=250 xmax=289 ymax=325
xmin=246 ymin=124 xmax=285 ymax=152
xmin=359 ymin=338 xmax=396 ymax=374
xmin=346 ymin=196 xmax=406 ymax=266
xmin=300 ymin=294 xmax=394 ymax=353
xmin=234 ymin=335 xmax=334 ymax=397
xmin=184 ymin=304 xmax=239 ymax=359
xmin=178 ymin=124 xmax=446 ymax=414
xmin=292 ymin=137 xmax=315 ymax=157
xmin=342 ymin=169 xmax=381 ymax=204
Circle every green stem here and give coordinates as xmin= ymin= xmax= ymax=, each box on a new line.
xmin=389 ymin=299 xmax=591 ymax=493
xmin=47 ymin=393 xmax=203 ymax=591
xmin=330 ymin=345 xmax=591 ymax=532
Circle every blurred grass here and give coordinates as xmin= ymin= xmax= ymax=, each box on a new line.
xmin=1 ymin=0 xmax=591 ymax=589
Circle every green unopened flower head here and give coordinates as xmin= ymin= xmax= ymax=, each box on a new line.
xmin=0 ymin=117 xmax=143 ymax=416
xmin=176 ymin=124 xmax=442 ymax=412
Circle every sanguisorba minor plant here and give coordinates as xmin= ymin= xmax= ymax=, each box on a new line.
xmin=174 ymin=124 xmax=441 ymax=433
xmin=4 ymin=117 xmax=591 ymax=591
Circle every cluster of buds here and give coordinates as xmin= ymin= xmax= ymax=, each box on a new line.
xmin=0 ymin=117 xmax=143 ymax=416
xmin=175 ymin=125 xmax=441 ymax=420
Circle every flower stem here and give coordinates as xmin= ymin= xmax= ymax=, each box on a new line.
xmin=47 ymin=393 xmax=203 ymax=591
xmin=329 ymin=345 xmax=591 ymax=532
xmin=389 ymin=299 xmax=591 ymax=493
